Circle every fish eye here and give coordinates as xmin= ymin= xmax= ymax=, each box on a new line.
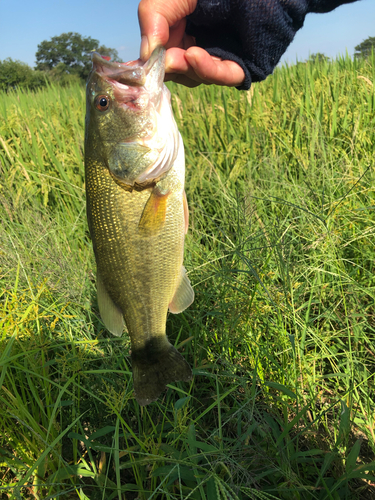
xmin=95 ymin=95 xmax=110 ymax=111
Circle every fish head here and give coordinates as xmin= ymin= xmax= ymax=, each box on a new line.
xmin=85 ymin=47 xmax=179 ymax=187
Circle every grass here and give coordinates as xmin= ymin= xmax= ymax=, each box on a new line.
xmin=0 ymin=52 xmax=375 ymax=499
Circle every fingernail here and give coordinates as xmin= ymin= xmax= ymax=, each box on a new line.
xmin=140 ymin=36 xmax=149 ymax=61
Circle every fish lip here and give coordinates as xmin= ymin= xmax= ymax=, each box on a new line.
xmin=91 ymin=52 xmax=144 ymax=85
xmin=91 ymin=47 xmax=165 ymax=87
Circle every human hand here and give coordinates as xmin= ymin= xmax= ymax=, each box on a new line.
xmin=138 ymin=0 xmax=245 ymax=87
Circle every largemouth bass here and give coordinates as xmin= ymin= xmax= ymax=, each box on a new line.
xmin=84 ymin=48 xmax=194 ymax=406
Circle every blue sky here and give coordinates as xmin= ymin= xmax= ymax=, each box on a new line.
xmin=1 ymin=0 xmax=373 ymax=68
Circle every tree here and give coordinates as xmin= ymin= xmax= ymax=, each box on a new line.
xmin=47 ymin=62 xmax=82 ymax=86
xmin=0 ymin=58 xmax=48 ymax=92
xmin=354 ymin=37 xmax=375 ymax=58
xmin=96 ymin=45 xmax=122 ymax=63
xmin=307 ymin=53 xmax=330 ymax=63
xmin=35 ymin=32 xmax=121 ymax=80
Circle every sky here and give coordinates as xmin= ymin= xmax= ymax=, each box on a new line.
xmin=0 ymin=0 xmax=374 ymax=69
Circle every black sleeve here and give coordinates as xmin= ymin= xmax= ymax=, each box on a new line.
xmin=186 ymin=0 xmax=360 ymax=90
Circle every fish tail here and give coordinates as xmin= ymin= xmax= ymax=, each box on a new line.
xmin=131 ymin=338 xmax=192 ymax=406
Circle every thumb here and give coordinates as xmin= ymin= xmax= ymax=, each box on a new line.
xmin=138 ymin=0 xmax=197 ymax=60
xmin=138 ymin=5 xmax=169 ymax=60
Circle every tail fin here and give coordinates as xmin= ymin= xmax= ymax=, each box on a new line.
xmin=131 ymin=340 xmax=192 ymax=406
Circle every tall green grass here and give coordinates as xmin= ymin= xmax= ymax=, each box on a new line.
xmin=1 ymin=53 xmax=374 ymax=499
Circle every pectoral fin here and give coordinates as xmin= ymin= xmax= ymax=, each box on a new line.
xmin=138 ymin=186 xmax=170 ymax=236
xmin=97 ymin=271 xmax=125 ymax=337
xmin=169 ymin=266 xmax=195 ymax=314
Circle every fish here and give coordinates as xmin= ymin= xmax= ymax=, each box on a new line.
xmin=84 ymin=47 xmax=194 ymax=406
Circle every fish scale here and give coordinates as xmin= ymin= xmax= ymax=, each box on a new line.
xmin=85 ymin=47 xmax=194 ymax=405
xmin=87 ymin=161 xmax=182 ymax=336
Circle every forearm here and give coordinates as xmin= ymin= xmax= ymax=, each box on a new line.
xmin=187 ymin=0 xmax=360 ymax=89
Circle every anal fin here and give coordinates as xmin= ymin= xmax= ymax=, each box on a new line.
xmin=169 ymin=266 xmax=194 ymax=314
xmin=97 ymin=271 xmax=125 ymax=337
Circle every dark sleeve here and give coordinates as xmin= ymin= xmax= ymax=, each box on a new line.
xmin=186 ymin=0 xmax=360 ymax=90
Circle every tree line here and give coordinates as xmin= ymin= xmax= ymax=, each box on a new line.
xmin=1 ymin=32 xmax=374 ymax=93
xmin=0 ymin=32 xmax=122 ymax=92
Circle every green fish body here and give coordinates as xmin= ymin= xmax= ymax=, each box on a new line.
xmin=84 ymin=48 xmax=194 ymax=405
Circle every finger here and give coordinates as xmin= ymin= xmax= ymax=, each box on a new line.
xmin=165 ymin=47 xmax=194 ymax=74
xmin=164 ymin=73 xmax=202 ymax=87
xmin=185 ymin=47 xmax=245 ymax=87
xmin=164 ymin=48 xmax=198 ymax=86
xmin=165 ymin=47 xmax=245 ymax=87
xmin=138 ymin=0 xmax=197 ymax=60
xmin=165 ymin=19 xmax=187 ymax=50
xmin=138 ymin=8 xmax=169 ymax=60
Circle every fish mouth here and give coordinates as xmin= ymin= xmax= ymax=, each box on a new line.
xmin=91 ymin=47 xmax=166 ymax=115
xmin=91 ymin=47 xmax=165 ymax=89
